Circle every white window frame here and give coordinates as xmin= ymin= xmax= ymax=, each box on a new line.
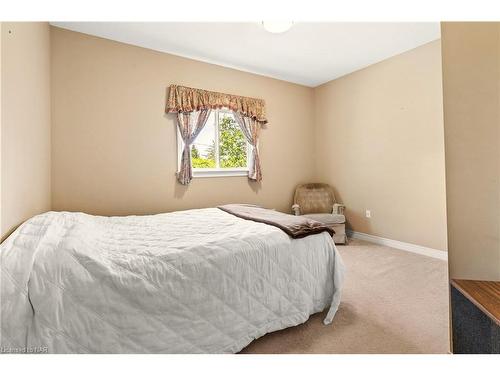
xmin=176 ymin=109 xmax=252 ymax=178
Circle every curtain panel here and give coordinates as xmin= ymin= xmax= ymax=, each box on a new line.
xmin=166 ymin=85 xmax=268 ymax=125
xmin=233 ymin=112 xmax=262 ymax=182
xmin=176 ymin=109 xmax=211 ymax=185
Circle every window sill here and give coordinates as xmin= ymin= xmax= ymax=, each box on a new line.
xmin=192 ymin=169 xmax=249 ymax=178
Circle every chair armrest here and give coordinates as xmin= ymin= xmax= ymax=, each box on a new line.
xmin=332 ymin=203 xmax=345 ymax=215
xmin=291 ymin=204 xmax=301 ymax=216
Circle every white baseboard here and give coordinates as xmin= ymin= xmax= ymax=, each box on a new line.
xmin=347 ymin=230 xmax=448 ymax=261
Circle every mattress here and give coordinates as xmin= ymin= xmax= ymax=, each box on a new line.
xmin=0 ymin=208 xmax=344 ymax=353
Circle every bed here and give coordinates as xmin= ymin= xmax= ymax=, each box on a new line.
xmin=0 ymin=207 xmax=344 ymax=353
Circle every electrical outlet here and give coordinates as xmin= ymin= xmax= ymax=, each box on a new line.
xmin=365 ymin=210 xmax=371 ymax=218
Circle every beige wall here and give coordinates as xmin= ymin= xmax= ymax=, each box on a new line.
xmin=1 ymin=22 xmax=51 ymax=240
xmin=314 ymin=41 xmax=448 ymax=251
xmin=441 ymin=22 xmax=500 ymax=280
xmin=50 ymin=27 xmax=315 ymax=215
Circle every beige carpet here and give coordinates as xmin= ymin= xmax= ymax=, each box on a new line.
xmin=241 ymin=239 xmax=450 ymax=354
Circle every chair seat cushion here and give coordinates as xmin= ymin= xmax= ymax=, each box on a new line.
xmin=303 ymin=213 xmax=345 ymax=225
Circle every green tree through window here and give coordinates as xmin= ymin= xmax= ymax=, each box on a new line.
xmin=191 ymin=144 xmax=200 ymax=158
xmin=219 ymin=115 xmax=247 ymax=168
xmin=190 ymin=111 xmax=247 ymax=169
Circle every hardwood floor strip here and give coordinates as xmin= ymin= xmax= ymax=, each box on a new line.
xmin=451 ymin=279 xmax=500 ymax=326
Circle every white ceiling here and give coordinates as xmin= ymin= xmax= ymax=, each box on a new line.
xmin=50 ymin=22 xmax=440 ymax=87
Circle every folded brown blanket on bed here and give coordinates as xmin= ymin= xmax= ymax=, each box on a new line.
xmin=218 ymin=204 xmax=334 ymax=239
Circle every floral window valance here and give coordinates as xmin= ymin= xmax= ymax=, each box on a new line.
xmin=166 ymin=85 xmax=268 ymax=125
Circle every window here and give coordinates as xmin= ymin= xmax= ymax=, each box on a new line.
xmin=177 ymin=109 xmax=251 ymax=177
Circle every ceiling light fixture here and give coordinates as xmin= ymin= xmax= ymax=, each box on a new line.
xmin=262 ymin=21 xmax=293 ymax=34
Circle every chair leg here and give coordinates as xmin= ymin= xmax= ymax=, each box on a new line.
xmin=332 ymin=224 xmax=347 ymax=245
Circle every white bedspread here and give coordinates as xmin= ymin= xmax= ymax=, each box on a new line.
xmin=0 ymin=208 xmax=344 ymax=353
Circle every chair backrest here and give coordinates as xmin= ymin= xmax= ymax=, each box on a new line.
xmin=293 ymin=183 xmax=336 ymax=214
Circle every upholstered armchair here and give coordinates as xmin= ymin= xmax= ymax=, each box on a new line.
xmin=292 ymin=183 xmax=347 ymax=244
